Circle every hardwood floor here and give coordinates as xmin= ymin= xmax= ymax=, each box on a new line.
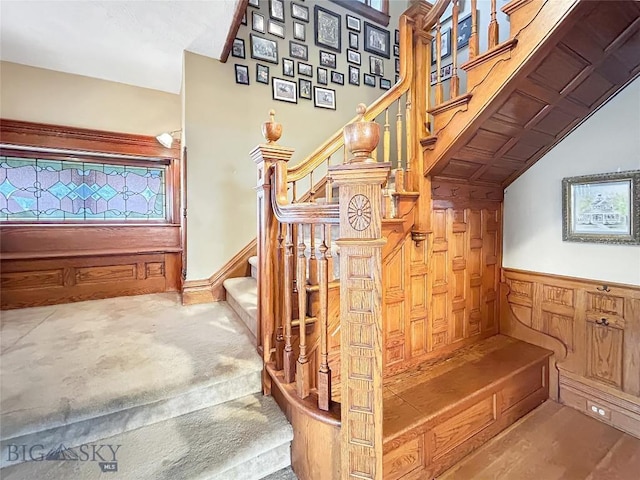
xmin=438 ymin=401 xmax=640 ymax=480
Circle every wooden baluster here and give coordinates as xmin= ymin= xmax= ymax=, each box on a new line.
xmin=450 ymin=0 xmax=460 ymax=98
xmin=489 ymin=0 xmax=499 ymax=49
xmin=283 ymin=223 xmax=296 ymax=383
xmin=296 ymin=224 xmax=310 ymax=399
xmin=405 ymin=97 xmax=412 ymax=191
xmin=292 ymin=181 xmax=297 ymax=203
xmin=325 ymin=168 xmax=334 ymax=278
xmin=308 ymin=172 xmax=317 ymax=286
xmin=371 ymin=121 xmax=379 ymax=162
xmin=275 ymin=221 xmax=285 ymax=371
xmin=469 ymin=0 xmax=479 ymax=59
xmin=383 ymin=108 xmax=390 ymax=164
xmin=395 ymin=98 xmax=405 ymax=192
xmin=317 ymin=224 xmax=331 ymax=411
xmin=435 ymin=21 xmax=444 ymax=105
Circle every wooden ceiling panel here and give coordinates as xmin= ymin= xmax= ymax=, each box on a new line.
xmin=440 ymin=159 xmax=485 ymax=179
xmin=501 ymin=141 xmax=546 ymax=163
xmin=494 ymin=91 xmax=547 ymax=127
xmin=568 ymin=72 xmax=616 ymax=108
xmin=613 ymin=29 xmax=640 ymax=72
xmin=466 ymin=129 xmax=511 ymax=154
xmin=531 ymin=107 xmax=577 ymax=137
xmin=477 ymin=166 xmax=518 ymax=184
xmin=586 ymin=2 xmax=640 ymax=50
xmin=529 ymin=47 xmax=589 ymax=94
xmin=481 ymin=117 xmax=523 ymax=138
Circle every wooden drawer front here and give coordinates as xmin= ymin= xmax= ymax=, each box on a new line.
xmin=431 ymin=395 xmax=496 ymax=459
xmin=501 ymin=362 xmax=545 ymax=412
xmin=384 ymin=436 xmax=424 ymax=480
xmin=586 ymin=292 xmax=625 ymax=326
xmin=587 ymin=323 xmax=623 ymax=388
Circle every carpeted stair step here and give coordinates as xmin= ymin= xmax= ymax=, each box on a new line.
xmin=263 ymin=466 xmax=298 ymax=479
xmin=0 ymin=296 xmax=263 ymax=468
xmin=223 ymin=277 xmax=258 ymax=339
xmin=249 ymin=255 xmax=258 ymax=279
xmin=1 ymin=393 xmax=293 ymax=480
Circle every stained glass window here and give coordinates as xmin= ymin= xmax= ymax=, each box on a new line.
xmin=0 ymin=157 xmax=167 ymax=221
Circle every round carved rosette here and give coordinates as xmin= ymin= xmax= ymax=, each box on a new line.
xmin=348 ymin=194 xmax=372 ymax=231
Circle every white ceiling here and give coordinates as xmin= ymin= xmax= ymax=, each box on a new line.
xmin=0 ymin=0 xmax=241 ymax=94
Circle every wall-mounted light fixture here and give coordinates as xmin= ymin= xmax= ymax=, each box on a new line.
xmin=155 ymin=130 xmax=181 ymax=148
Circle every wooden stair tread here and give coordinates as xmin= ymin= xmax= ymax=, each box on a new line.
xmin=383 ymin=335 xmax=552 ymax=442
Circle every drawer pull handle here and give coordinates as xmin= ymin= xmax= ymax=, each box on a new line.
xmin=596 ymin=318 xmax=610 ymax=327
xmin=597 ymin=285 xmax=610 ymax=292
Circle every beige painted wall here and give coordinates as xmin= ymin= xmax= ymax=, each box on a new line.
xmin=503 ymin=77 xmax=640 ymax=286
xmin=184 ymin=0 xmax=408 ymax=280
xmin=0 ymin=61 xmax=181 ymax=135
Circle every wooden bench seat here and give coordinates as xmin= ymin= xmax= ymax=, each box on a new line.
xmin=383 ymin=335 xmax=552 ymax=480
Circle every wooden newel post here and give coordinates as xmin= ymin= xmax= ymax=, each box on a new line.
xmin=329 ymin=104 xmax=389 ymax=480
xmin=250 ymin=110 xmax=294 ymax=394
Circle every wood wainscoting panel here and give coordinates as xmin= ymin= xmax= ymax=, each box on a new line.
xmin=502 ymin=268 xmax=640 ymax=437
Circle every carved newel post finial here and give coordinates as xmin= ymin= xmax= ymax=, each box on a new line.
xmin=262 ymin=109 xmax=282 ymax=144
xmin=343 ymin=103 xmax=380 ymax=164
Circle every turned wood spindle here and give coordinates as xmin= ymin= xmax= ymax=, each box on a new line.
xmin=296 ymin=225 xmax=310 ymax=399
xmin=283 ymin=223 xmax=296 ymax=383
xmin=405 ymin=98 xmax=412 ymax=190
xmin=489 ymin=0 xmax=499 ymax=49
xmin=275 ymin=222 xmax=285 ymax=371
xmin=317 ymin=224 xmax=331 ymax=411
xmin=450 ymin=0 xmax=460 ymax=98
xmin=396 ymin=98 xmax=405 ymax=192
xmin=469 ymin=0 xmax=479 ymax=59
xmin=292 ymin=181 xmax=297 ymax=203
xmin=383 ymin=108 xmax=390 ymax=164
xmin=435 ymin=21 xmax=444 ymax=105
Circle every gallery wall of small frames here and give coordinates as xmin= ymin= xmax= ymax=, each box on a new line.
xmin=231 ymin=0 xmax=401 ymax=110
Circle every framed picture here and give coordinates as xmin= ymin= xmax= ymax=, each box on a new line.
xmin=457 ymin=14 xmax=472 ymax=49
xmin=431 ymin=28 xmax=452 ymax=64
xmin=346 ymin=14 xmax=360 ymax=32
xmin=394 ymin=44 xmax=400 ymax=57
xmin=317 ymin=67 xmax=328 ymax=85
xmin=395 ymin=58 xmax=400 ymax=73
xmin=314 ymin=5 xmax=341 ymax=53
xmin=314 ymin=86 xmax=336 ymax=110
xmin=395 ymin=74 xmax=400 ymax=83
xmin=348 ymin=65 xmax=360 ymax=85
xmin=331 ymin=70 xmax=344 ymax=85
xmin=364 ymin=22 xmax=390 ymax=59
xmin=248 ymin=0 xmax=260 ymax=7
xmin=347 ymin=49 xmax=361 ymax=65
xmin=319 ymin=50 xmax=337 ymax=69
xmin=232 ymin=38 xmax=245 ymax=59
xmin=349 ymin=32 xmax=359 ymax=49
xmin=235 ymin=64 xmax=249 ymax=85
xmin=282 ymin=58 xmax=294 ymax=77
xmin=430 ymin=63 xmax=453 ymax=85
xmin=272 ymin=77 xmax=297 ymax=103
xmin=268 ymin=20 xmax=285 ymax=38
xmin=256 ymin=64 xmax=269 ymax=84
xmin=363 ymin=73 xmax=375 ymax=87
xmin=252 ymin=12 xmax=265 ymax=33
xmin=241 ymin=11 xmax=247 ymax=25
xmin=291 ymin=2 xmax=309 ymax=22
xmin=299 ymin=78 xmax=312 ymax=100
xmin=289 ymin=40 xmax=308 ymax=60
xmin=380 ymin=78 xmax=391 ymax=90
xmin=370 ymin=56 xmax=384 ymax=76
xmin=298 ymin=62 xmax=313 ymax=77
xmin=395 ymin=29 xmax=400 ymax=45
xmin=250 ymin=34 xmax=278 ymax=64
xmin=562 ymin=170 xmax=639 ymax=244
xmin=293 ymin=21 xmax=306 ymax=41
xmin=269 ymin=0 xmax=285 ymax=22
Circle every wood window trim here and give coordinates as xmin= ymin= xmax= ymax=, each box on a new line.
xmin=329 ymin=0 xmax=390 ymax=27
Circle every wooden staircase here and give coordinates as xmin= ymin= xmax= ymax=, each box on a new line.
xmin=243 ymin=1 xmax=640 ymax=479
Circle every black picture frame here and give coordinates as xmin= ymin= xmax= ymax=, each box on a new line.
xmin=235 ymin=64 xmax=249 ymax=85
xmin=349 ymin=32 xmax=359 ymax=50
xmin=293 ymin=21 xmax=306 ymax=41
xmin=457 ymin=14 xmax=472 ymax=49
xmin=369 ymin=55 xmax=384 ymax=76
xmin=269 ymin=0 xmax=285 ymax=22
xmin=291 ymin=2 xmax=310 ymax=22
xmin=289 ymin=40 xmax=308 ymax=60
xmin=348 ymin=65 xmax=360 ymax=86
xmin=282 ymin=58 xmax=295 ymax=77
xmin=331 ymin=70 xmax=344 ymax=85
xmin=395 ymin=58 xmax=400 ymax=73
xmin=314 ymin=5 xmax=342 ymax=53
xmin=346 ymin=14 xmax=361 ymax=32
xmin=314 ymin=86 xmax=336 ymax=110
xmin=272 ymin=77 xmax=297 ymax=103
xmin=298 ymin=62 xmax=313 ymax=77
xmin=252 ymin=11 xmax=265 ymax=33
xmin=317 ymin=67 xmax=328 ymax=85
xmin=380 ymin=78 xmax=391 ymax=90
xmin=364 ymin=22 xmax=390 ymax=59
xmin=394 ymin=44 xmax=399 ymax=57
xmin=232 ymin=38 xmax=246 ymax=59
xmin=431 ymin=28 xmax=452 ymax=64
xmin=241 ymin=11 xmax=247 ymax=25
xmin=299 ymin=78 xmax=312 ymax=100
xmin=395 ymin=29 xmax=400 ymax=45
xmin=363 ymin=73 xmax=375 ymax=87
xmin=268 ymin=20 xmax=285 ymax=38
xmin=347 ymin=49 xmax=361 ymax=65
xmin=248 ymin=0 xmax=260 ymax=7
xmin=256 ymin=64 xmax=270 ymax=84
xmin=250 ymin=34 xmax=278 ymax=64
xmin=319 ymin=50 xmax=337 ymax=69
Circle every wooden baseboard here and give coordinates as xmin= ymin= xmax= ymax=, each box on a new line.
xmin=182 ymin=240 xmax=256 ymax=305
